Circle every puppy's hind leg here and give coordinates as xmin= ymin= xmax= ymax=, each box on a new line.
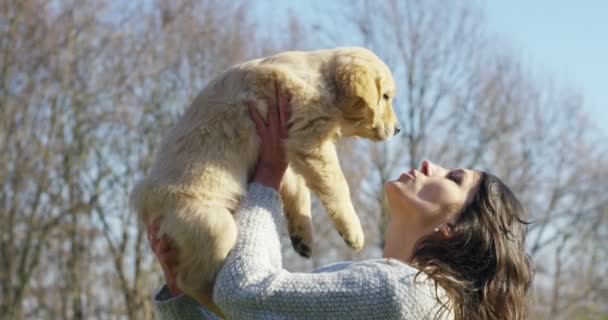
xmin=161 ymin=200 xmax=237 ymax=318
xmin=280 ymin=166 xmax=313 ymax=258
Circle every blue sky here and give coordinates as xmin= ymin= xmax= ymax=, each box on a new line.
xmin=483 ymin=0 xmax=608 ymax=134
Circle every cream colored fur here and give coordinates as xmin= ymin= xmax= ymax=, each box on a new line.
xmin=131 ymin=47 xmax=398 ymax=311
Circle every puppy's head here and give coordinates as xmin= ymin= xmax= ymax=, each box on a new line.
xmin=333 ymin=48 xmax=399 ymax=141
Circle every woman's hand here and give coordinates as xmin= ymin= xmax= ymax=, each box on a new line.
xmin=147 ymin=219 xmax=183 ymax=297
xmin=246 ymin=81 xmax=291 ymax=191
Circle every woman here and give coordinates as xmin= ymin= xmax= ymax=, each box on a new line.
xmin=149 ymin=86 xmax=534 ymax=319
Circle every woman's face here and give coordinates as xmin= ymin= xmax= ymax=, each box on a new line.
xmin=384 ymin=160 xmax=481 ymax=228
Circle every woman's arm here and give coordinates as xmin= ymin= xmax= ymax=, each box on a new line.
xmin=151 ymin=184 xmax=423 ymax=320
xmin=213 ymin=183 xmax=407 ymax=320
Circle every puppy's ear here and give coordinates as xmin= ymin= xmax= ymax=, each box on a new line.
xmin=335 ymin=58 xmax=379 ymax=113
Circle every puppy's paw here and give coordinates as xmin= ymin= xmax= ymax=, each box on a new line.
xmin=286 ymin=213 xmax=313 ymax=258
xmin=290 ymin=235 xmax=312 ymax=258
xmin=337 ymin=224 xmax=365 ymax=252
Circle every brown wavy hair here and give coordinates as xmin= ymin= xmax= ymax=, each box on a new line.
xmin=411 ymin=172 xmax=534 ymax=320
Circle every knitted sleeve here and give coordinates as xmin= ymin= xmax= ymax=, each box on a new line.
xmin=212 ymin=183 xmax=436 ymax=319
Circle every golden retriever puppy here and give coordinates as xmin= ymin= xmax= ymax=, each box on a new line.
xmin=131 ymin=47 xmax=399 ymax=309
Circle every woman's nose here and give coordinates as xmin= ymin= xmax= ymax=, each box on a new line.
xmin=421 ymin=160 xmax=447 ymax=177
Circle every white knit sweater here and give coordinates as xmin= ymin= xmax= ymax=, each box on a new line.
xmin=154 ymin=183 xmax=453 ymax=319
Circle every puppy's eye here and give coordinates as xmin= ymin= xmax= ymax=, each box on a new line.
xmin=382 ymin=93 xmax=390 ymax=100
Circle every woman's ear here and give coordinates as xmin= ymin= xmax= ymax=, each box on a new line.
xmin=334 ymin=57 xmax=379 ymax=112
xmin=437 ymin=224 xmax=454 ymax=239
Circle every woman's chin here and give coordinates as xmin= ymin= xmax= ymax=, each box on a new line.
xmin=383 ymin=180 xmax=399 ymax=195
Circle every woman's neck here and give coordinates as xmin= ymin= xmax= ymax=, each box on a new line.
xmin=382 ymin=217 xmax=426 ymax=263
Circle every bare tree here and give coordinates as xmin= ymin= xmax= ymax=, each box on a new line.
xmin=1 ymin=0 xmax=259 ymax=318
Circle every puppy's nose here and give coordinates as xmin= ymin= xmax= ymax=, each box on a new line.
xmin=393 ymin=124 xmax=401 ymax=136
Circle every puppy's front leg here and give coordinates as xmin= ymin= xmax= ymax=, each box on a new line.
xmin=291 ymin=142 xmax=364 ymax=251
xmin=280 ymin=166 xmax=313 ymax=258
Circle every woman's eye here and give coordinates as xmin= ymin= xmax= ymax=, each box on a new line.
xmin=447 ymin=171 xmax=463 ymax=184
xmin=383 ymin=93 xmax=390 ymax=100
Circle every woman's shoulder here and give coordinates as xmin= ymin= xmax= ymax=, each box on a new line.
xmin=355 ymin=258 xmax=453 ymax=319
xmin=312 ymin=258 xmax=451 ymax=316
xmin=314 ymin=258 xmax=443 ymax=293
xmin=362 ymin=258 xmax=436 ymax=286
xmin=315 ymin=258 xmax=425 ymax=275
xmin=350 ymin=258 xmax=422 ymax=274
